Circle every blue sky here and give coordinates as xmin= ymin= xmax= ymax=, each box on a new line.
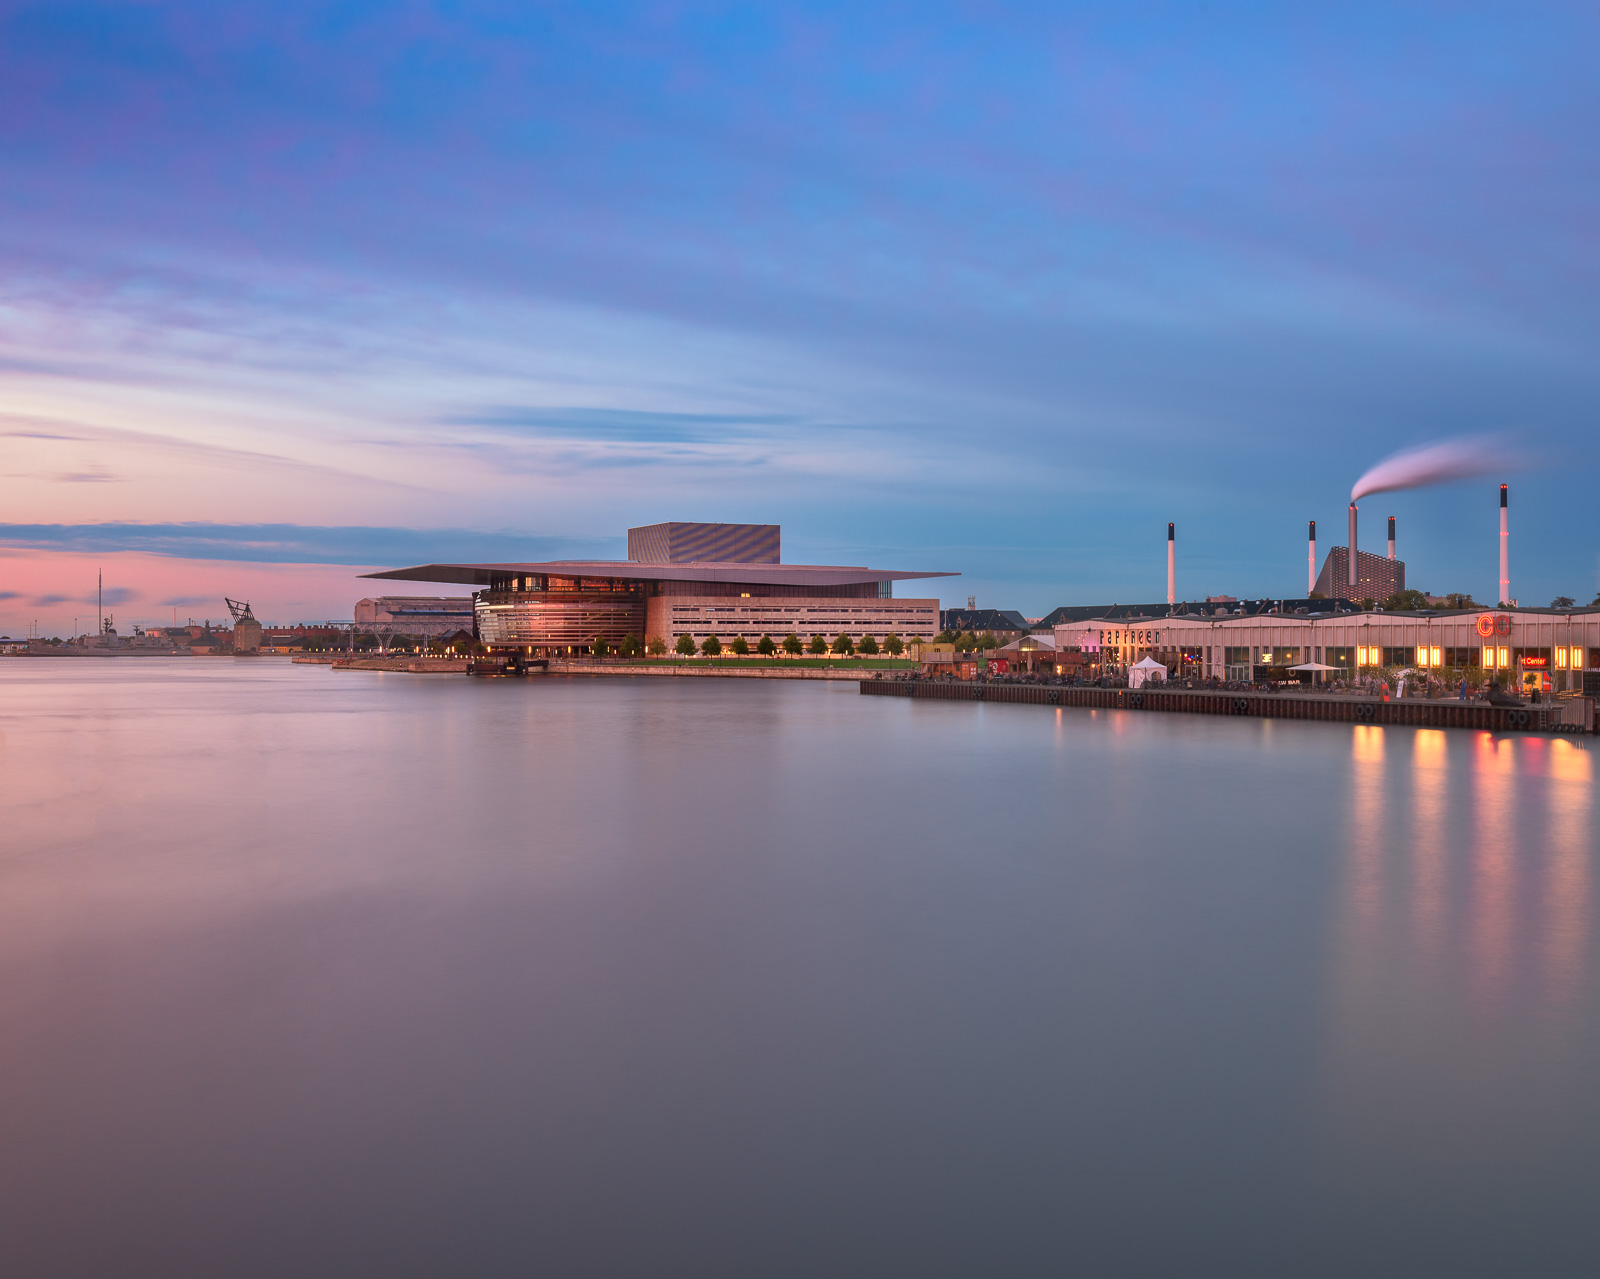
xmin=1 ymin=1 xmax=1597 ymax=627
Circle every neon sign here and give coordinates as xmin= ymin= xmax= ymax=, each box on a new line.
xmin=1521 ymin=655 xmax=1547 ymax=668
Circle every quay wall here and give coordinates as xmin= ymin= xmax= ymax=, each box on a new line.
xmin=860 ymin=681 xmax=1597 ymax=734
xmin=549 ymin=660 xmax=862 ymax=680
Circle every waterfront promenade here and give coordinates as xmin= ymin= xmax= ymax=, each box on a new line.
xmin=861 ymin=678 xmax=1598 ymax=734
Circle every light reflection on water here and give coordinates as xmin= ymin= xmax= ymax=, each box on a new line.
xmin=0 ymin=663 xmax=1596 ymax=1277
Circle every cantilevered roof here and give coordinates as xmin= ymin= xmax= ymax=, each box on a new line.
xmin=361 ymin=560 xmax=958 ymax=588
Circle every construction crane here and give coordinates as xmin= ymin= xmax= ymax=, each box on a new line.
xmin=225 ymin=598 xmax=256 ymax=623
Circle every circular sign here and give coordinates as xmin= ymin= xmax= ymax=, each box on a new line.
xmin=1495 ymin=614 xmax=1513 ymax=637
xmin=1476 ymin=614 xmax=1496 ymax=638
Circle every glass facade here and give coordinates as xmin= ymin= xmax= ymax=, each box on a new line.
xmin=475 ymin=589 xmax=646 ymax=652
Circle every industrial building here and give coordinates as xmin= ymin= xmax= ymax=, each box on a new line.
xmin=354 ymin=597 xmax=476 ymax=639
xmin=1311 ymin=547 xmax=1405 ymax=604
xmin=1053 ymin=606 xmax=1600 ymax=692
xmin=363 ymin=522 xmax=955 ymax=656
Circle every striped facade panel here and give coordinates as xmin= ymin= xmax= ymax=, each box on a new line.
xmin=627 ymin=522 xmax=781 ymax=564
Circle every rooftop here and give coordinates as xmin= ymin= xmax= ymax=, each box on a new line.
xmin=363 ymin=560 xmax=958 ymax=588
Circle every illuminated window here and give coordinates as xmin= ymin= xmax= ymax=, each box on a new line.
xmin=1498 ymin=646 xmax=1509 ymax=668
xmin=1556 ymin=647 xmax=1568 ymax=669
xmin=1483 ymin=645 xmax=1495 ymax=668
xmin=1573 ymin=646 xmax=1586 ymax=669
xmin=1429 ymin=646 xmax=1442 ymax=667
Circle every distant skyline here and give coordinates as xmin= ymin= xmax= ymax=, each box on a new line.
xmin=3 ymin=2 xmax=1597 ymax=632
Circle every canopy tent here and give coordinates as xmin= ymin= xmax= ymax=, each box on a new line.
xmin=1129 ymin=655 xmax=1168 ymax=688
xmin=1290 ymin=660 xmax=1339 ymax=685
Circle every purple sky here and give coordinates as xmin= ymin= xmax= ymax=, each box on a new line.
xmin=2 ymin=2 xmax=1597 ymax=629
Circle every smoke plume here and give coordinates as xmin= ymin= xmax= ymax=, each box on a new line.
xmin=1350 ymin=436 xmax=1515 ymax=501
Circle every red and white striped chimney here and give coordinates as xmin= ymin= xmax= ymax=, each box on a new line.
xmin=1307 ymin=520 xmax=1317 ymax=595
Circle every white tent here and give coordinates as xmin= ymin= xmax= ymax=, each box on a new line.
xmin=1129 ymin=655 xmax=1168 ymax=688
xmin=1290 ymin=660 xmax=1339 ymax=685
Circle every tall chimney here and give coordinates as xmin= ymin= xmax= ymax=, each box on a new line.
xmin=1167 ymin=523 xmax=1175 ymax=606
xmin=1387 ymin=515 xmax=1396 ymax=561
xmin=1307 ymin=520 xmax=1317 ymax=595
xmin=1347 ymin=503 xmax=1358 ymax=594
xmin=1499 ymin=484 xmax=1510 ymax=605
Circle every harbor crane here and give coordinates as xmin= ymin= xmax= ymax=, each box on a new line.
xmin=225 ymin=598 xmax=256 ymax=624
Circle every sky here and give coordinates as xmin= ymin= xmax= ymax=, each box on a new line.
xmin=2 ymin=0 xmax=1597 ymax=633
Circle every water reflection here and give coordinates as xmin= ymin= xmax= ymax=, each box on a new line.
xmin=1471 ymin=733 xmax=1517 ymax=1003
xmin=1544 ymin=741 xmax=1594 ymax=1002
xmin=1410 ymin=731 xmax=1448 ymax=966
xmin=1327 ymin=728 xmax=1597 ymax=1185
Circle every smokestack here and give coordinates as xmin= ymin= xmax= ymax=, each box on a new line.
xmin=98 ymin=568 xmax=102 ymax=637
xmin=1387 ymin=515 xmax=1396 ymax=561
xmin=1499 ymin=484 xmax=1510 ymax=605
xmin=1347 ymin=503 xmax=1358 ymax=593
xmin=1167 ymin=523 xmax=1175 ymax=606
xmin=1308 ymin=520 xmax=1317 ymax=595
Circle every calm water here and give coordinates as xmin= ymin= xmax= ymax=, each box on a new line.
xmin=1 ymin=662 xmax=1596 ymax=1276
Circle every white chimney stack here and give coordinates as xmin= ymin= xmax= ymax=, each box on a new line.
xmin=1499 ymin=484 xmax=1511 ymax=605
xmin=1167 ymin=523 xmax=1175 ymax=606
xmin=1387 ymin=515 xmax=1396 ymax=561
xmin=1307 ymin=520 xmax=1317 ymax=595
xmin=1347 ymin=503 xmax=1358 ymax=593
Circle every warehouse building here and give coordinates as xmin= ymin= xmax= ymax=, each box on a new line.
xmin=1053 ymin=606 xmax=1600 ymax=692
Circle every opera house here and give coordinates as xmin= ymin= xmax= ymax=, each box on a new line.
xmin=364 ymin=521 xmax=956 ymax=657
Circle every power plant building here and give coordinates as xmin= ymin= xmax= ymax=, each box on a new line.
xmin=1312 ymin=547 xmax=1405 ymax=604
xmin=363 ymin=522 xmax=955 ymax=655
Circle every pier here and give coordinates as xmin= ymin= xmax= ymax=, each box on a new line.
xmin=860 ymin=680 xmax=1597 ymax=734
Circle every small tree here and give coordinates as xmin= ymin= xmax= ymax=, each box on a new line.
xmin=935 ymin=628 xmax=959 ymax=644
xmin=954 ymin=631 xmax=977 ymax=653
xmin=883 ymin=633 xmax=904 ymax=655
xmin=618 ymin=634 xmax=643 ymax=657
xmin=730 ymin=636 xmax=750 ymax=656
xmin=858 ymin=634 xmax=879 ymax=655
xmin=591 ymin=635 xmax=610 ymax=657
xmin=1382 ymin=589 xmax=1428 ymax=611
xmin=783 ymin=633 xmax=803 ymax=655
xmin=675 ymin=634 xmax=697 ymax=656
xmin=1552 ymin=595 xmax=1576 ymax=608
xmin=976 ymin=631 xmax=1001 ymax=651
xmin=831 ymin=633 xmax=855 ymax=655
xmin=808 ymin=634 xmax=828 ymax=655
xmin=756 ymin=634 xmax=777 ymax=656
xmin=701 ymin=634 xmax=722 ymax=657
xmin=648 ymin=636 xmax=668 ymax=656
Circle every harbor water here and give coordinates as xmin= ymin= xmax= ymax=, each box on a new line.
xmin=0 ymin=662 xmax=1596 ymax=1276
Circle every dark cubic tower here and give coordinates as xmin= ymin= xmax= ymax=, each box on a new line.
xmin=627 ymin=522 xmax=781 ymax=565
